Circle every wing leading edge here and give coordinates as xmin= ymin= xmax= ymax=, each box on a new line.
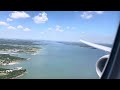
xmin=80 ymin=40 xmax=111 ymax=53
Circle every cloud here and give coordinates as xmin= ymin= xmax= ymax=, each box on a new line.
xmin=9 ymin=11 xmax=30 ymax=19
xmin=17 ymin=25 xmax=24 ymax=29
xmin=23 ymin=28 xmax=31 ymax=31
xmin=7 ymin=26 xmax=16 ymax=30
xmin=55 ymin=25 xmax=64 ymax=32
xmin=71 ymin=27 xmax=76 ymax=30
xmin=56 ymin=29 xmax=64 ymax=32
xmin=0 ymin=21 xmax=9 ymax=26
xmin=48 ymin=27 xmax=52 ymax=31
xmin=81 ymin=12 xmax=93 ymax=19
xmin=86 ymin=11 xmax=104 ymax=14
xmin=48 ymin=25 xmax=64 ymax=32
xmin=7 ymin=18 xmax=13 ymax=22
xmin=33 ymin=12 xmax=48 ymax=24
xmin=66 ymin=26 xmax=70 ymax=29
xmin=17 ymin=25 xmax=31 ymax=32
xmin=66 ymin=26 xmax=76 ymax=30
xmin=95 ymin=11 xmax=104 ymax=14
xmin=40 ymin=32 xmax=45 ymax=34
xmin=0 ymin=21 xmax=31 ymax=32
xmin=81 ymin=31 xmax=85 ymax=34
xmin=81 ymin=11 xmax=104 ymax=19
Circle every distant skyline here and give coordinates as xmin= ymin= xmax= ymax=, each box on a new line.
xmin=0 ymin=11 xmax=119 ymax=44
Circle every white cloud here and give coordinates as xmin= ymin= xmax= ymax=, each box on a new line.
xmin=56 ymin=25 xmax=60 ymax=28
xmin=33 ymin=12 xmax=48 ymax=24
xmin=17 ymin=25 xmax=31 ymax=32
xmin=40 ymin=32 xmax=45 ymax=34
xmin=81 ymin=11 xmax=104 ymax=19
xmin=55 ymin=25 xmax=64 ymax=32
xmin=66 ymin=26 xmax=76 ymax=30
xmin=71 ymin=27 xmax=76 ymax=30
xmin=86 ymin=11 xmax=104 ymax=14
xmin=48 ymin=27 xmax=52 ymax=31
xmin=81 ymin=31 xmax=85 ymax=34
xmin=81 ymin=12 xmax=93 ymax=19
xmin=7 ymin=18 xmax=13 ymax=22
xmin=17 ymin=25 xmax=24 ymax=29
xmin=66 ymin=26 xmax=70 ymax=29
xmin=56 ymin=29 xmax=64 ymax=32
xmin=7 ymin=26 xmax=16 ymax=30
xmin=0 ymin=21 xmax=9 ymax=26
xmin=23 ymin=28 xmax=31 ymax=31
xmin=48 ymin=25 xmax=64 ymax=32
xmin=95 ymin=11 xmax=104 ymax=14
xmin=9 ymin=11 xmax=30 ymax=19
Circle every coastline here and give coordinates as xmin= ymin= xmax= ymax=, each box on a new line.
xmin=10 ymin=71 xmax=27 ymax=79
xmin=1 ymin=62 xmax=19 ymax=66
xmin=7 ymin=62 xmax=19 ymax=65
xmin=27 ymin=58 xmax=31 ymax=60
xmin=31 ymin=50 xmax=40 ymax=55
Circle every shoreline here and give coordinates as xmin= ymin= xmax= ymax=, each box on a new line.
xmin=10 ymin=71 xmax=27 ymax=79
xmin=27 ymin=58 xmax=31 ymax=60
xmin=31 ymin=50 xmax=40 ymax=55
xmin=1 ymin=62 xmax=19 ymax=66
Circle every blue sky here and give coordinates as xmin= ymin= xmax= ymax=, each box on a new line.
xmin=0 ymin=11 xmax=119 ymax=44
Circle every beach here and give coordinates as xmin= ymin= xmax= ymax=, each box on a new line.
xmin=2 ymin=62 xmax=19 ymax=66
xmin=10 ymin=71 xmax=27 ymax=79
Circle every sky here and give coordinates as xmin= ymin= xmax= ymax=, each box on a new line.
xmin=0 ymin=11 xmax=119 ymax=44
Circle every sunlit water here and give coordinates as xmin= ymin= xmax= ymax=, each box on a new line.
xmin=1 ymin=42 xmax=107 ymax=79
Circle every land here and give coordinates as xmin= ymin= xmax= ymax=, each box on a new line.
xmin=0 ymin=39 xmax=113 ymax=79
xmin=0 ymin=38 xmax=40 ymax=45
xmin=0 ymin=54 xmax=26 ymax=65
xmin=0 ymin=38 xmax=42 ymax=79
xmin=57 ymin=41 xmax=96 ymax=49
xmin=57 ymin=41 xmax=112 ymax=49
xmin=0 ymin=44 xmax=40 ymax=54
xmin=0 ymin=38 xmax=41 ymax=55
xmin=0 ymin=67 xmax=26 ymax=79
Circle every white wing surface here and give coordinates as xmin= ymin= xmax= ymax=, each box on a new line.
xmin=80 ymin=40 xmax=111 ymax=53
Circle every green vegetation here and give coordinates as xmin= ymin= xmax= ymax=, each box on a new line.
xmin=0 ymin=44 xmax=40 ymax=54
xmin=0 ymin=39 xmax=42 ymax=79
xmin=0 ymin=45 xmax=20 ymax=50
xmin=0 ymin=39 xmax=40 ymax=45
xmin=18 ymin=47 xmax=40 ymax=53
xmin=0 ymin=54 xmax=26 ymax=65
xmin=0 ymin=54 xmax=25 ymax=60
xmin=0 ymin=68 xmax=9 ymax=71
xmin=0 ymin=69 xmax=26 ymax=79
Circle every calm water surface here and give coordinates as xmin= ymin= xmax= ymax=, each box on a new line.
xmin=2 ymin=42 xmax=107 ymax=79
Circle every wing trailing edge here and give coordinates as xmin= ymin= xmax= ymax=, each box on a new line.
xmin=80 ymin=39 xmax=111 ymax=53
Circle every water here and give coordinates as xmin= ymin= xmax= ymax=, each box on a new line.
xmin=2 ymin=41 xmax=107 ymax=79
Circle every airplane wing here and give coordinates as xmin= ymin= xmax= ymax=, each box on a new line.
xmin=80 ymin=40 xmax=111 ymax=53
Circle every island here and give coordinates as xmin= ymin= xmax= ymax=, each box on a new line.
xmin=0 ymin=54 xmax=27 ymax=65
xmin=0 ymin=67 xmax=26 ymax=79
xmin=0 ymin=44 xmax=41 ymax=55
xmin=17 ymin=46 xmax=41 ymax=55
xmin=0 ymin=39 xmax=42 ymax=79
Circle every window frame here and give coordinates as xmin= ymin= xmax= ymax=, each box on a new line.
xmin=101 ymin=22 xmax=120 ymax=79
